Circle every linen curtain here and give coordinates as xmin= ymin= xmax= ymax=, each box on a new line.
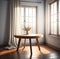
xmin=6 ymin=0 xmax=21 ymax=49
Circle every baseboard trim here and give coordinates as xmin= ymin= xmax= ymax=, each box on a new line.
xmin=0 ymin=44 xmax=9 ymax=48
xmin=0 ymin=45 xmax=7 ymax=48
xmin=46 ymin=43 xmax=60 ymax=52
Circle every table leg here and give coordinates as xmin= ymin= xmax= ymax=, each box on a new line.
xmin=17 ymin=38 xmax=21 ymax=51
xmin=36 ymin=38 xmax=40 ymax=51
xmin=29 ymin=38 xmax=32 ymax=55
xmin=23 ymin=39 xmax=26 ymax=49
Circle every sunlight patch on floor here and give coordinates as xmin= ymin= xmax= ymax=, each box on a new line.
xmin=0 ymin=47 xmax=23 ymax=56
xmin=0 ymin=46 xmax=53 ymax=56
xmin=40 ymin=46 xmax=52 ymax=54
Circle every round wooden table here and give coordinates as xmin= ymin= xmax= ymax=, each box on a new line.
xmin=14 ymin=34 xmax=43 ymax=55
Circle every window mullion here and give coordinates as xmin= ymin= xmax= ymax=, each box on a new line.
xmin=57 ymin=0 xmax=59 ymax=35
xmin=28 ymin=8 xmax=29 ymax=26
xmin=50 ymin=5 xmax=51 ymax=35
xmin=24 ymin=7 xmax=26 ymax=27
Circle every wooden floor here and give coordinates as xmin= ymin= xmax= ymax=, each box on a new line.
xmin=0 ymin=45 xmax=60 ymax=59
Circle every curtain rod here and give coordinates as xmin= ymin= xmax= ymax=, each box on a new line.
xmin=20 ymin=1 xmax=41 ymax=3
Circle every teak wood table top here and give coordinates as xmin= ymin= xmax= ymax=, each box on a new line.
xmin=14 ymin=34 xmax=43 ymax=38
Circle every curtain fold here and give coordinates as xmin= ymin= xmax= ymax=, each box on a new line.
xmin=10 ymin=0 xmax=21 ymax=46
xmin=5 ymin=0 xmax=21 ymax=49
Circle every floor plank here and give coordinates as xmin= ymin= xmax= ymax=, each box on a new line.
xmin=0 ymin=45 xmax=60 ymax=59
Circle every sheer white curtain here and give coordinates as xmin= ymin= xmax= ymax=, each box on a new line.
xmin=5 ymin=0 xmax=21 ymax=49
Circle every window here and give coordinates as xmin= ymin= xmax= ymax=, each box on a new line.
xmin=16 ymin=6 xmax=36 ymax=34
xmin=50 ymin=0 xmax=60 ymax=35
xmin=50 ymin=1 xmax=57 ymax=35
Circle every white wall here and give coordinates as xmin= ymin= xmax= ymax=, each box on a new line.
xmin=0 ymin=0 xmax=10 ymax=46
xmin=37 ymin=1 xmax=44 ymax=43
xmin=45 ymin=0 xmax=60 ymax=48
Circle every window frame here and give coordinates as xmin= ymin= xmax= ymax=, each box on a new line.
xmin=49 ymin=0 xmax=60 ymax=36
xmin=19 ymin=6 xmax=37 ymax=34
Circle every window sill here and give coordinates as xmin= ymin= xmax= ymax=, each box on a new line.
xmin=48 ymin=34 xmax=60 ymax=39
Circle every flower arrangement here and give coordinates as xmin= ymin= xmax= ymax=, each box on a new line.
xmin=23 ymin=26 xmax=31 ymax=34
